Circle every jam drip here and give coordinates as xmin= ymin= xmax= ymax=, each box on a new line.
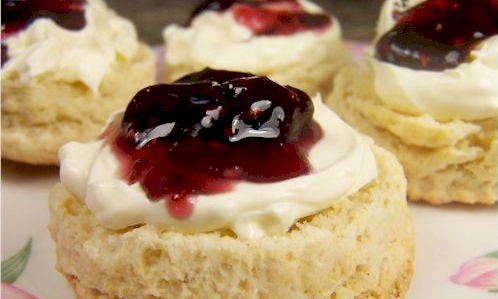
xmin=110 ymin=68 xmax=321 ymax=219
xmin=190 ymin=0 xmax=331 ymax=36
xmin=375 ymin=0 xmax=498 ymax=71
xmin=1 ymin=0 xmax=87 ymax=66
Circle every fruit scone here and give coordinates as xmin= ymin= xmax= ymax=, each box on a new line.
xmin=162 ymin=0 xmax=350 ymax=97
xmin=1 ymin=0 xmax=156 ymax=165
xmin=49 ymin=68 xmax=415 ymax=299
xmin=327 ymin=0 xmax=498 ymax=204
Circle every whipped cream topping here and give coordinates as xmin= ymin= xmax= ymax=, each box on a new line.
xmin=59 ymin=96 xmax=377 ymax=239
xmin=1 ymin=0 xmax=140 ymax=95
xmin=163 ymin=0 xmax=344 ymax=78
xmin=370 ymin=0 xmax=498 ymax=121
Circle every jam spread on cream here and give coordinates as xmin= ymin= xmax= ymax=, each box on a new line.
xmin=190 ymin=0 xmax=331 ymax=36
xmin=1 ymin=0 xmax=87 ymax=66
xmin=108 ymin=69 xmax=322 ymax=219
xmin=375 ymin=0 xmax=498 ymax=71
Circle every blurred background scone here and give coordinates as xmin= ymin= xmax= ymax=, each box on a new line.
xmin=49 ymin=69 xmax=415 ymax=299
xmin=327 ymin=0 xmax=498 ymax=205
xmin=163 ymin=0 xmax=350 ymax=96
xmin=1 ymin=0 xmax=156 ymax=165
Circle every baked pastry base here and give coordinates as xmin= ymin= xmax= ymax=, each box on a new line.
xmin=327 ymin=62 xmax=498 ymax=205
xmin=1 ymin=44 xmax=156 ymax=165
xmin=49 ymin=144 xmax=415 ymax=299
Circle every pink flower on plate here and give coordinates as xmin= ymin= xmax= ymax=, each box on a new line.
xmin=1 ymin=282 xmax=39 ymax=299
xmin=450 ymin=251 xmax=498 ymax=293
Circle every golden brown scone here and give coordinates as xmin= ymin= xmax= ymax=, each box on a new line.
xmin=1 ymin=44 xmax=155 ymax=165
xmin=327 ymin=62 xmax=498 ymax=205
xmin=48 ymin=143 xmax=415 ymax=299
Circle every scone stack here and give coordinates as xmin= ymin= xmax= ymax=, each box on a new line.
xmin=1 ymin=0 xmax=156 ymax=165
xmin=327 ymin=0 xmax=498 ymax=205
xmin=163 ymin=0 xmax=351 ymax=97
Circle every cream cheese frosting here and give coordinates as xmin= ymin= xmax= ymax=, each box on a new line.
xmin=1 ymin=0 xmax=140 ymax=95
xmin=163 ymin=0 xmax=347 ymax=89
xmin=59 ymin=96 xmax=378 ymax=239
xmin=369 ymin=0 xmax=498 ymax=121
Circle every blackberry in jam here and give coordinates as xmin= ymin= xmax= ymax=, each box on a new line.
xmin=375 ymin=0 xmax=498 ymax=71
xmin=109 ymin=69 xmax=322 ymax=219
xmin=189 ymin=0 xmax=331 ymax=36
xmin=1 ymin=0 xmax=87 ymax=66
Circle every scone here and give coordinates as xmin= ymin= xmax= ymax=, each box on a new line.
xmin=163 ymin=0 xmax=350 ymax=97
xmin=1 ymin=0 xmax=156 ymax=165
xmin=327 ymin=0 xmax=498 ymax=204
xmin=49 ymin=69 xmax=415 ymax=299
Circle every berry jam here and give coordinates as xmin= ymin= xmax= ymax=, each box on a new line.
xmin=109 ymin=68 xmax=322 ymax=219
xmin=190 ymin=0 xmax=331 ymax=36
xmin=1 ymin=0 xmax=87 ymax=66
xmin=375 ymin=0 xmax=498 ymax=71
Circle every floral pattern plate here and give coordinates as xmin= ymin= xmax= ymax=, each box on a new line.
xmin=1 ymin=43 xmax=497 ymax=298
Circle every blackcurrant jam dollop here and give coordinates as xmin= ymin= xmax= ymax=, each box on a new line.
xmin=109 ymin=68 xmax=321 ymax=219
xmin=1 ymin=0 xmax=87 ymax=66
xmin=375 ymin=0 xmax=498 ymax=71
xmin=189 ymin=0 xmax=331 ymax=36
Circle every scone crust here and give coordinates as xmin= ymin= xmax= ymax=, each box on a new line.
xmin=327 ymin=62 xmax=498 ymax=205
xmin=49 ymin=144 xmax=415 ymax=299
xmin=164 ymin=40 xmax=350 ymax=99
xmin=1 ymin=44 xmax=156 ymax=165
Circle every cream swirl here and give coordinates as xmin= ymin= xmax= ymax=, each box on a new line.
xmin=59 ymin=96 xmax=377 ymax=239
xmin=2 ymin=0 xmax=140 ymax=95
xmin=370 ymin=0 xmax=498 ymax=121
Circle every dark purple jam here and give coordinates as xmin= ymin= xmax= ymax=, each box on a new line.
xmin=190 ymin=0 xmax=332 ymax=36
xmin=375 ymin=0 xmax=498 ymax=71
xmin=108 ymin=68 xmax=322 ymax=219
xmin=1 ymin=0 xmax=87 ymax=66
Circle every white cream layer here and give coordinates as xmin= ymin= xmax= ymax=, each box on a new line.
xmin=370 ymin=0 xmax=498 ymax=121
xmin=59 ymin=96 xmax=378 ymax=239
xmin=163 ymin=0 xmax=344 ymax=77
xmin=2 ymin=0 xmax=140 ymax=95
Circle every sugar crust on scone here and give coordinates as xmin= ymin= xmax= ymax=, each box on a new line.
xmin=1 ymin=44 xmax=156 ymax=165
xmin=49 ymin=143 xmax=415 ymax=299
xmin=327 ymin=62 xmax=498 ymax=205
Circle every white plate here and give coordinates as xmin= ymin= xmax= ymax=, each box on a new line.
xmin=1 ymin=159 xmax=497 ymax=298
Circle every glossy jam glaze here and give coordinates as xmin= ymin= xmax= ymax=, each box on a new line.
xmin=1 ymin=0 xmax=87 ymax=66
xmin=375 ymin=0 xmax=498 ymax=71
xmin=108 ymin=68 xmax=321 ymax=219
xmin=189 ymin=0 xmax=331 ymax=36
